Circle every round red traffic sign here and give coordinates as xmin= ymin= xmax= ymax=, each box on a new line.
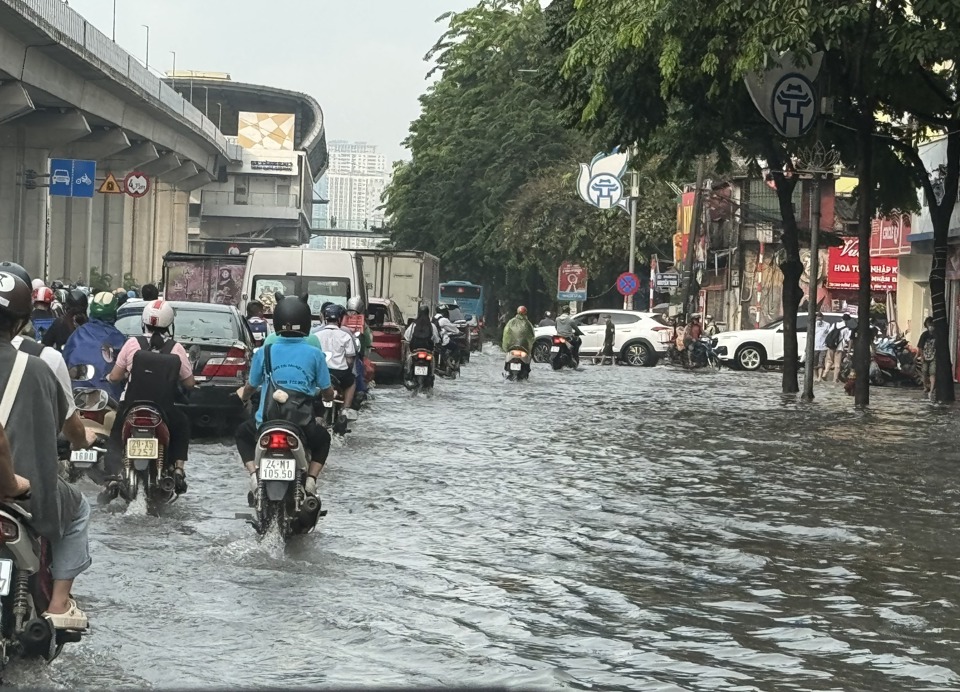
xmin=123 ymin=171 xmax=150 ymax=198
xmin=617 ymin=272 xmax=640 ymax=296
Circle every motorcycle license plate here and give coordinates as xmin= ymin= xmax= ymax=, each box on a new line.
xmin=0 ymin=559 xmax=12 ymax=597
xmin=126 ymin=438 xmax=158 ymax=459
xmin=70 ymin=449 xmax=98 ymax=466
xmin=322 ymin=400 xmax=333 ymax=408
xmin=414 ymin=366 xmax=429 ymax=376
xmin=550 ymin=346 xmax=560 ymax=353
xmin=261 ymin=458 xmax=296 ymax=481
xmin=509 ymin=362 xmax=522 ymax=371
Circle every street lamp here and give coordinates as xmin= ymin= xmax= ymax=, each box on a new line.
xmin=111 ymin=0 xmax=117 ymax=41
xmin=141 ymin=24 xmax=150 ymax=70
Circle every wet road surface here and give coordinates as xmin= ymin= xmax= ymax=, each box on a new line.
xmin=12 ymin=350 xmax=960 ymax=690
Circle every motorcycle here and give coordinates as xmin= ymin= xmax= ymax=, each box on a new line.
xmin=665 ymin=338 xmax=722 ymax=370
xmin=59 ymin=388 xmax=113 ymax=483
xmin=550 ymin=335 xmax=579 ymax=370
xmin=504 ymin=346 xmax=531 ymax=381
xmin=112 ymin=402 xmax=179 ymax=506
xmin=435 ymin=341 xmax=462 ymax=379
xmin=405 ymin=349 xmax=436 ymax=392
xmin=248 ymin=423 xmax=325 ymax=538
xmin=839 ymin=338 xmax=922 ymax=387
xmin=321 ymin=377 xmax=350 ymax=436
xmin=0 ymin=494 xmax=84 ymax=675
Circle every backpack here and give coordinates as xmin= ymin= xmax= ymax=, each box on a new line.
xmin=410 ymin=320 xmax=435 ymax=351
xmin=16 ymin=336 xmax=44 ymax=357
xmin=260 ymin=344 xmax=315 ymax=429
xmin=825 ymin=325 xmax=842 ymax=350
xmin=124 ymin=336 xmax=182 ymax=412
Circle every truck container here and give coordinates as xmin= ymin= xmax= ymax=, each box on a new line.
xmin=354 ymin=250 xmax=440 ymax=323
xmin=162 ymin=252 xmax=246 ymax=306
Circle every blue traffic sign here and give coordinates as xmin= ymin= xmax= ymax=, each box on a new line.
xmin=49 ymin=159 xmax=96 ymax=198
xmin=617 ymin=272 xmax=640 ymax=296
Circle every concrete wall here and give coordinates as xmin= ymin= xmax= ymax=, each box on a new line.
xmin=896 ymin=251 xmax=930 ymax=341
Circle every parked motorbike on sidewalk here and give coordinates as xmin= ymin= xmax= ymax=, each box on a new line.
xmin=405 ymin=349 xmax=436 ymax=393
xmin=248 ymin=423 xmax=325 ymax=538
xmin=838 ymin=338 xmax=922 ymax=387
xmin=503 ymin=347 xmax=531 ymax=381
xmin=550 ymin=336 xmax=579 ymax=370
xmin=0 ymin=495 xmax=84 ymax=675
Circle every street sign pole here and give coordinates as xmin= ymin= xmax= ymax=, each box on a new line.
xmin=626 ymin=169 xmax=638 ymax=310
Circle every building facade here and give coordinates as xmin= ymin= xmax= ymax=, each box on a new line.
xmin=314 ymin=140 xmax=388 ymax=231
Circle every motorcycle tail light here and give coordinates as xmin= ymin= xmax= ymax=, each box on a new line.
xmin=129 ymin=408 xmax=161 ymax=427
xmin=552 ymin=336 xmax=565 ymax=345
xmin=201 ymin=347 xmax=248 ymax=378
xmin=416 ymin=352 xmax=433 ymax=361
xmin=260 ymin=432 xmax=296 ymax=450
xmin=511 ymin=350 xmax=526 ymax=358
xmin=0 ymin=517 xmax=19 ymax=542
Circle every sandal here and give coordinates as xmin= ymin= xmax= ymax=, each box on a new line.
xmin=43 ymin=598 xmax=89 ymax=630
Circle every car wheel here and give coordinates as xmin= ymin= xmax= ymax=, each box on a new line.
xmin=622 ymin=341 xmax=654 ymax=367
xmin=532 ymin=340 xmax=551 ymax=363
xmin=736 ymin=345 xmax=765 ymax=371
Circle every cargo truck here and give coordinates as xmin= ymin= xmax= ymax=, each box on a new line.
xmin=354 ymin=250 xmax=440 ymax=323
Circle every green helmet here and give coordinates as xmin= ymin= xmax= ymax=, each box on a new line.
xmin=89 ymin=291 xmax=118 ymax=320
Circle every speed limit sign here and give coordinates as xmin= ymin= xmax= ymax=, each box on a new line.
xmin=123 ymin=171 xmax=150 ymax=198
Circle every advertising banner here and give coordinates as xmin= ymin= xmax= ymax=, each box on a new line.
xmin=164 ymin=258 xmax=246 ymax=306
xmin=826 ymin=239 xmax=898 ymax=291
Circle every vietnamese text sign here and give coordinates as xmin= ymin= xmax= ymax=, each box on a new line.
xmin=557 ymin=261 xmax=588 ymax=301
xmin=827 ymin=240 xmax=898 ymax=291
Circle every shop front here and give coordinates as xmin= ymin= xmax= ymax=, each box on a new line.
xmin=824 ymin=238 xmax=898 ymax=318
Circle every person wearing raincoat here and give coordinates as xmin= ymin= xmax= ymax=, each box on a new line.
xmin=501 ymin=306 xmax=536 ymax=354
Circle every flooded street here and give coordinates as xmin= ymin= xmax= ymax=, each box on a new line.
xmin=16 ymin=350 xmax=960 ymax=691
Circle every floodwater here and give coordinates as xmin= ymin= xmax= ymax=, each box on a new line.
xmin=12 ymin=350 xmax=960 ymax=690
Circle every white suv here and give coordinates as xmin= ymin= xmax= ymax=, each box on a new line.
xmin=714 ymin=312 xmax=846 ymax=370
xmin=533 ymin=309 xmax=673 ymax=366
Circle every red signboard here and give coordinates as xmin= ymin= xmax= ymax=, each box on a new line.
xmin=827 ymin=239 xmax=898 ymax=291
xmin=870 ymin=214 xmax=911 ymax=257
xmin=557 ymin=261 xmax=588 ymax=299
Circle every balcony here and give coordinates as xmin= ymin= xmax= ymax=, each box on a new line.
xmin=200 ymin=190 xmax=303 ymax=221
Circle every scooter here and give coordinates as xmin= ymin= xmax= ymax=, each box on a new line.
xmin=435 ymin=342 xmax=462 ymax=379
xmin=0 ymin=494 xmax=84 ymax=676
xmin=504 ymin=346 xmax=531 ymax=381
xmin=873 ymin=337 xmax=923 ymax=386
xmin=104 ymin=402 xmax=179 ymax=507
xmin=550 ymin=335 xmax=579 ymax=370
xmin=61 ymin=388 xmax=113 ymax=483
xmin=321 ymin=376 xmax=350 ymax=436
xmin=248 ymin=423 xmax=325 ymax=538
xmin=405 ymin=349 xmax=436 ymax=393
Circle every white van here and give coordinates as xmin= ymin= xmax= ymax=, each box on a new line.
xmin=241 ymin=248 xmax=367 ymax=319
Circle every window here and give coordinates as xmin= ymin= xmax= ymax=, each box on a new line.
xmin=115 ymin=307 xmax=239 ymax=340
xmin=304 ymin=278 xmax=350 ymax=314
xmin=367 ymin=303 xmax=388 ymax=328
xmin=575 ymin=313 xmax=600 ymax=327
xmin=610 ymin=314 xmax=639 ymax=325
xmin=440 ymin=285 xmax=482 ymax=300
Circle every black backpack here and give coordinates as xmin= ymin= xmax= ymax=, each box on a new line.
xmin=825 ymin=325 xmax=842 ymax=350
xmin=16 ymin=337 xmax=44 ymax=357
xmin=124 ymin=336 xmax=182 ymax=412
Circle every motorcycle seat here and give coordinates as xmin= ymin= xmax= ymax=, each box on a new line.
xmin=258 ymin=419 xmax=306 ymax=438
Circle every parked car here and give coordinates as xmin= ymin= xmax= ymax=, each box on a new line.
xmin=532 ymin=309 xmax=673 ymax=366
xmin=714 ymin=312 xmax=846 ymax=371
xmin=367 ymin=298 xmax=407 ymax=382
xmin=115 ymin=301 xmax=255 ymax=430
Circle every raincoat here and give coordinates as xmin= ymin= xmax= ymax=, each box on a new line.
xmin=502 ymin=315 xmax=535 ymax=353
xmin=62 ymin=318 xmax=127 ymax=399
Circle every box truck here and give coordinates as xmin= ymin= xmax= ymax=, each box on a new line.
xmin=354 ymin=250 xmax=440 ymax=322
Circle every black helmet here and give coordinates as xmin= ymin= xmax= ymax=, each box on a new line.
xmin=0 ymin=271 xmax=33 ymax=321
xmin=0 ymin=261 xmax=31 ymax=287
xmin=66 ymin=288 xmax=88 ymax=312
xmin=50 ymin=280 xmax=64 ymax=290
xmin=273 ymin=297 xmax=312 ymax=336
xmin=439 ymin=305 xmax=450 ymax=318
xmin=323 ymin=303 xmax=345 ymax=323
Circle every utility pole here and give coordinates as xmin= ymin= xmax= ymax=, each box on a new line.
xmin=680 ymin=157 xmax=706 ymax=315
xmin=625 ymin=162 xmax=639 ymax=310
xmin=142 ymin=24 xmax=150 ymax=70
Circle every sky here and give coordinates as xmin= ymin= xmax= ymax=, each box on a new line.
xmin=66 ymin=0 xmax=475 ymax=165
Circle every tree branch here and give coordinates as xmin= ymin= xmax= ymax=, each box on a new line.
xmin=915 ymin=62 xmax=958 ymax=108
xmin=888 ymin=135 xmax=938 ymax=210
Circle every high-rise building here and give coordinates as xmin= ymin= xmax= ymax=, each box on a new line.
xmin=312 ymin=140 xmax=388 ymax=231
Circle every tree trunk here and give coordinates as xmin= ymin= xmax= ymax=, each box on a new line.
xmin=854 ymin=117 xmax=874 ymax=407
xmin=766 ymin=141 xmax=801 ymax=394
xmin=930 ymin=130 xmax=960 ymax=403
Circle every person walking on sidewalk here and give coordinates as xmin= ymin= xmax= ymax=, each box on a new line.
xmin=918 ymin=317 xmax=937 ymax=400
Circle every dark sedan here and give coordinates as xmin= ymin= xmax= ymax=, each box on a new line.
xmin=116 ymin=301 xmax=255 ymax=430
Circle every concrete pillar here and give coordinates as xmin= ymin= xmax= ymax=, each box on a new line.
xmin=48 ymin=194 xmax=94 ymax=284
xmin=0 ymin=136 xmax=49 ymax=279
xmin=89 ymin=190 xmax=126 ymax=282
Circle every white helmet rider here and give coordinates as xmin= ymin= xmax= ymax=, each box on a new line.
xmin=31 ymin=278 xmax=45 ymax=291
xmin=346 ymin=296 xmax=364 ymax=313
xmin=142 ymin=299 xmax=175 ymax=330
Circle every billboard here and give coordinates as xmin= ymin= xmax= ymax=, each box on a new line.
xmin=870 ymin=214 xmax=912 ymax=257
xmin=164 ymin=257 xmax=246 ymax=306
xmin=237 ymin=112 xmax=296 ymax=151
xmin=826 ymin=239 xmax=898 ymax=291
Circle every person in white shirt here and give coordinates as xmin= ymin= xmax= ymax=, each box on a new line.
xmin=314 ymin=304 xmax=358 ymax=416
xmin=813 ymin=312 xmax=832 ymax=381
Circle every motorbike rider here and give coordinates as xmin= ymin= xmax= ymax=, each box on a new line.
xmin=63 ymin=291 xmax=127 ymax=400
xmin=343 ymin=296 xmax=373 ymax=397
xmin=404 ymin=304 xmax=441 ymax=377
xmin=502 ymin=306 xmax=535 ymax=354
xmin=235 ymin=297 xmax=335 ymax=497
xmin=141 ymin=284 xmax=160 ymax=302
xmin=555 ymin=306 xmax=583 ymax=362
xmin=314 ymin=304 xmax=358 ymax=418
xmin=31 ymin=285 xmax=57 ymax=339
xmin=539 ymin=311 xmax=556 ymax=328
xmin=435 ymin=306 xmax=464 ymax=366
xmin=42 ymin=288 xmax=88 ymax=351
xmin=0 ymin=271 xmax=93 ymax=631
xmin=704 ymin=315 xmax=720 ymax=336
xmin=684 ymin=314 xmax=705 ymax=359
xmin=103 ymin=300 xmax=195 ymax=497
xmin=246 ymin=300 xmax=269 ymax=345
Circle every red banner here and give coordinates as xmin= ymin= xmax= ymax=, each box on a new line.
xmin=870 ymin=214 xmax=911 ymax=257
xmin=827 ymin=239 xmax=898 ymax=291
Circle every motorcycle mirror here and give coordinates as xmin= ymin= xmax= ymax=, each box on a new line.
xmin=73 ymin=388 xmax=109 ymax=411
xmin=68 ymin=364 xmax=96 ymax=381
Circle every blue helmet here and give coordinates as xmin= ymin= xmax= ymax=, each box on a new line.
xmin=323 ymin=303 xmax=346 ymax=323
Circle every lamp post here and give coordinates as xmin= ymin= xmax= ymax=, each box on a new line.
xmin=111 ymin=0 xmax=117 ymax=41
xmin=141 ymin=24 xmax=150 ymax=70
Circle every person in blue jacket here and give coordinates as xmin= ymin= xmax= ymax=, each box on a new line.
xmin=62 ymin=291 xmax=126 ymax=400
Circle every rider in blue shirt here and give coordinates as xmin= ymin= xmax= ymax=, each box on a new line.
xmin=235 ymin=297 xmax=334 ymax=497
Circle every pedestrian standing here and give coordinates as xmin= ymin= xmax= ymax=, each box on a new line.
xmin=917 ymin=316 xmax=936 ymax=400
xmin=813 ymin=312 xmax=831 ymax=381
xmin=830 ymin=314 xmax=854 ymax=383
xmin=598 ymin=314 xmax=615 ymax=365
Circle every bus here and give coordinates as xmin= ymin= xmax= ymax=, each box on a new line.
xmin=439 ymin=280 xmax=485 ymax=323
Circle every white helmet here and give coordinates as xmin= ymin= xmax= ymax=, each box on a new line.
xmin=31 ymin=278 xmax=45 ymax=290
xmin=346 ymin=296 xmax=364 ymax=313
xmin=142 ymin=299 xmax=175 ymax=329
